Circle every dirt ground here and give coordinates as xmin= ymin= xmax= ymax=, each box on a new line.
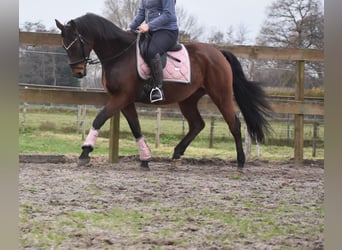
xmin=19 ymin=155 xmax=324 ymax=249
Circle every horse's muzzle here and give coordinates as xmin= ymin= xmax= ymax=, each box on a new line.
xmin=71 ymin=64 xmax=87 ymax=78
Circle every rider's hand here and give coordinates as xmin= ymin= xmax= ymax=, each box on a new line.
xmin=138 ymin=23 xmax=149 ymax=33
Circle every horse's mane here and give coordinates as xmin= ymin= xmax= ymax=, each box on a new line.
xmin=71 ymin=13 xmax=133 ymax=42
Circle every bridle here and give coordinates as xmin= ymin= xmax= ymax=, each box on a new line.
xmin=63 ymin=31 xmax=138 ymax=68
xmin=62 ymin=33 xmax=99 ymax=67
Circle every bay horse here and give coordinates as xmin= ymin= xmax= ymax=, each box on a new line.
xmin=55 ymin=13 xmax=271 ymax=170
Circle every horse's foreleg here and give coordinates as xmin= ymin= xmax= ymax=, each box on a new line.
xmin=78 ymin=107 xmax=111 ymax=165
xmin=78 ymin=127 xmax=98 ymax=165
xmin=121 ymin=103 xmax=151 ymax=170
xmin=135 ymin=137 xmax=152 ymax=169
xmin=78 ymin=99 xmax=121 ymax=165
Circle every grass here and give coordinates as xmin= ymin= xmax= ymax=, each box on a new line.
xmin=19 ymin=106 xmax=324 ymax=162
xmin=19 ymin=204 xmax=150 ymax=248
xmin=20 ymin=198 xmax=323 ymax=249
xmin=19 ymin=107 xmax=323 ymax=249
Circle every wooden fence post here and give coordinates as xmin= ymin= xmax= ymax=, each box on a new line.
xmin=181 ymin=117 xmax=185 ymax=137
xmin=109 ymin=113 xmax=120 ymax=163
xmin=294 ymin=60 xmax=305 ymax=166
xmin=155 ymin=108 xmax=161 ymax=148
xmin=209 ymin=116 xmax=215 ymax=148
xmin=77 ymin=104 xmax=86 ymax=140
xmin=21 ymin=102 xmax=28 ymax=129
xmin=245 ymin=126 xmax=251 ymax=159
xmin=312 ymin=122 xmax=319 ymax=157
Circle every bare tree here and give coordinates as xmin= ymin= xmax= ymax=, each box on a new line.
xmin=254 ymin=0 xmax=324 ymax=89
xmin=257 ymin=0 xmax=324 ymax=49
xmin=234 ymin=24 xmax=251 ymax=45
xmin=207 ymin=24 xmax=251 ymax=45
xmin=102 ymin=0 xmax=203 ymax=41
xmin=207 ymin=29 xmax=226 ymax=44
xmin=21 ymin=21 xmax=47 ymax=32
xmin=175 ymin=6 xmax=203 ymax=42
xmin=103 ymin=0 xmax=140 ymax=29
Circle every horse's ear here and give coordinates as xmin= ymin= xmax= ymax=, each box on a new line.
xmin=55 ymin=19 xmax=64 ymax=30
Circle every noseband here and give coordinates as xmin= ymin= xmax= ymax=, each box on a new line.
xmin=63 ymin=33 xmax=98 ymax=67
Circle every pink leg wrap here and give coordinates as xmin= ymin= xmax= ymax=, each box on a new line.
xmin=136 ymin=137 xmax=152 ymax=161
xmin=83 ymin=128 xmax=99 ymax=148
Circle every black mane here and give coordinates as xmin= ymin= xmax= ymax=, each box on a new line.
xmin=71 ymin=13 xmax=134 ymax=42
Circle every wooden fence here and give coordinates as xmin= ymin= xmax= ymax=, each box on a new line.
xmin=19 ymin=32 xmax=324 ymax=165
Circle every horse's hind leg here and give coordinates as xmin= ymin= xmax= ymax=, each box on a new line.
xmin=213 ymin=99 xmax=245 ymax=168
xmin=172 ymin=91 xmax=205 ymax=164
xmin=229 ymin=114 xmax=245 ymax=168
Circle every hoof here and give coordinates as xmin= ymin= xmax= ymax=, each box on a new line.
xmin=237 ymin=161 xmax=244 ymax=169
xmin=237 ymin=166 xmax=244 ymax=173
xmin=78 ymin=157 xmax=90 ymax=166
xmin=237 ymin=163 xmax=245 ymax=173
xmin=140 ymin=160 xmax=150 ymax=171
xmin=170 ymin=159 xmax=181 ymax=170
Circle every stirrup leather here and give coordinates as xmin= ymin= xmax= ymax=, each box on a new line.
xmin=150 ymin=87 xmax=164 ymax=103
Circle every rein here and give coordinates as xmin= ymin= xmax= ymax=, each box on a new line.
xmin=63 ymin=32 xmax=137 ymax=66
xmin=99 ymin=38 xmax=137 ymax=64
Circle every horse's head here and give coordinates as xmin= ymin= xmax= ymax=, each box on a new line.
xmin=55 ymin=19 xmax=92 ymax=78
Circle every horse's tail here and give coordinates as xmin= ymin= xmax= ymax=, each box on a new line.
xmin=221 ymin=50 xmax=272 ymax=143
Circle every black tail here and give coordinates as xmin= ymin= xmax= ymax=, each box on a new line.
xmin=221 ymin=50 xmax=272 ymax=143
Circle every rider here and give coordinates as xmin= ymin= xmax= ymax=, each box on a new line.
xmin=127 ymin=0 xmax=179 ymax=103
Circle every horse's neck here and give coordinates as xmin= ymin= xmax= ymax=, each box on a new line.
xmin=93 ymin=33 xmax=135 ymax=63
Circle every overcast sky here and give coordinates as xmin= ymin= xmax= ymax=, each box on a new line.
xmin=19 ymin=0 xmax=275 ymax=41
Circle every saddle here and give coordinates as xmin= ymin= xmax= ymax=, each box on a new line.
xmin=138 ymin=32 xmax=182 ymax=68
xmin=136 ymin=32 xmax=191 ymax=84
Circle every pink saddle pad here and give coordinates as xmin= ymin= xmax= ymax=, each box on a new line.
xmin=136 ymin=43 xmax=191 ymax=84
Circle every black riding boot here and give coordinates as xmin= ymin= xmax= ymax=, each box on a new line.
xmin=149 ymin=53 xmax=164 ymax=103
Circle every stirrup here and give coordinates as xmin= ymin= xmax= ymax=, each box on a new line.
xmin=150 ymin=87 xmax=164 ymax=103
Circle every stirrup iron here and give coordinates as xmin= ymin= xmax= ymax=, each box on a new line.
xmin=150 ymin=87 xmax=164 ymax=103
